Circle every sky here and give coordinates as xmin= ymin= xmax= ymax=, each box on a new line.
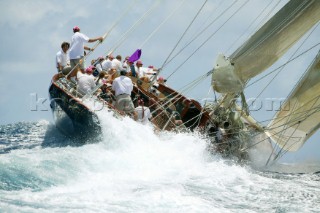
xmin=0 ymin=0 xmax=319 ymax=163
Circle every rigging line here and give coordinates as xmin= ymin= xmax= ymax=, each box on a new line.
xmin=109 ymin=1 xmax=159 ymax=54
xmin=177 ymin=69 xmax=213 ymax=93
xmin=250 ymin=0 xmax=282 ymax=37
xmin=186 ymin=0 xmax=224 ymax=43
xmin=151 ymin=73 xmax=209 ymax=119
xmin=273 ymin=98 xmax=319 ymax=162
xmin=148 ymin=69 xmax=213 ymax=122
xmin=258 ymin=107 xmax=320 ymax=142
xmin=285 ymin=46 xmax=320 ymax=101
xmin=150 ymin=71 xmax=211 ymax=120
xmin=162 ymin=0 xmax=238 ymax=70
xmin=225 ymin=0 xmax=279 ymax=54
xmin=103 ymin=0 xmax=137 ymax=40
xmin=275 ymin=120 xmax=320 ymax=161
xmin=92 ymin=0 xmax=138 ymax=54
xmin=166 ymin=0 xmax=249 ymax=80
xmin=270 ymin=104 xmax=320 ymax=133
xmin=261 ymin=105 xmax=320 ymax=130
xmin=246 ymin=42 xmax=320 ymax=87
xmin=170 ymin=76 xmax=229 ymax=128
xmin=138 ymin=0 xmax=186 ymax=49
xmin=231 ymin=0 xmax=311 ymax=61
xmin=241 ymin=121 xmax=303 ymax=152
xmin=159 ymin=0 xmax=209 ymax=71
xmin=194 ymin=85 xmax=213 ymax=128
xmin=243 ymin=106 xmax=320 ymax=153
xmin=247 ymin=23 xmax=319 ymax=109
xmin=266 ymin=62 xmax=320 ymax=129
xmin=273 ymin=98 xmax=301 ymax=157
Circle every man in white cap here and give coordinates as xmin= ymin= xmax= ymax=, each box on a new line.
xmin=68 ymin=26 xmax=103 ymax=78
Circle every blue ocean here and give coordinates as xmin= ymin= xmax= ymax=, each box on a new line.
xmin=0 ymin=111 xmax=319 ymax=212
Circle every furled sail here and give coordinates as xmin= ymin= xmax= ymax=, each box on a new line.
xmin=266 ymin=51 xmax=320 ymax=151
xmin=212 ymin=0 xmax=320 ymax=93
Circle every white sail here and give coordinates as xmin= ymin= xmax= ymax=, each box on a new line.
xmin=212 ymin=0 xmax=320 ymax=93
xmin=266 ymin=51 xmax=320 ymax=151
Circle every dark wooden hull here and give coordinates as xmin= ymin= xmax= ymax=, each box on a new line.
xmin=49 ymin=75 xmax=102 ymax=139
xmin=48 ymin=74 xmax=211 ymax=140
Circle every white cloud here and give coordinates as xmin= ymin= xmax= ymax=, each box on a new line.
xmin=0 ymin=1 xmax=61 ymax=28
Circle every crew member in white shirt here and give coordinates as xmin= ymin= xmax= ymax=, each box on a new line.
xmin=68 ymin=26 xmax=103 ymax=78
xmin=56 ymin=42 xmax=71 ymax=75
xmin=112 ymin=70 xmax=136 ymax=118
xmin=102 ymin=54 xmax=113 ymax=71
xmin=95 ymin=56 xmax=105 ymax=72
xmin=77 ymin=67 xmax=96 ymax=95
xmin=111 ymin=55 xmax=124 ymax=74
xmin=135 ymin=99 xmax=152 ymax=125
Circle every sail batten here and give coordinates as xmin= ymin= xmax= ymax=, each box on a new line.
xmin=266 ymin=50 xmax=320 ymax=151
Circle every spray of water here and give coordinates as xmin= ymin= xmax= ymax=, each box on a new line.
xmin=0 ymin=101 xmax=319 ymax=212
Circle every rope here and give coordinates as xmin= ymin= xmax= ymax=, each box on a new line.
xmin=162 ymin=0 xmax=238 ymax=70
xmin=193 ymin=84 xmax=213 ymax=128
xmin=225 ymin=0 xmax=280 ymax=54
xmin=159 ymin=0 xmax=208 ymax=71
xmin=246 ymin=42 xmax=320 ymax=88
xmin=248 ymin=23 xmax=320 ymax=108
xmin=150 ymin=69 xmax=213 ymax=121
xmin=166 ymin=0 xmax=249 ymax=80
xmin=108 ymin=1 xmax=159 ymax=54
xmin=231 ymin=0 xmax=310 ymax=61
xmin=266 ymin=102 xmax=318 ymax=162
xmin=257 ymin=105 xmax=320 ymax=128
xmin=242 ymin=105 xmax=320 ymax=152
xmin=268 ymin=104 xmax=320 ymax=132
xmin=138 ymin=0 xmax=186 ymax=49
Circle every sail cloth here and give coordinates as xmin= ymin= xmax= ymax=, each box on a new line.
xmin=212 ymin=0 xmax=320 ymax=94
xmin=266 ymin=51 xmax=320 ymax=151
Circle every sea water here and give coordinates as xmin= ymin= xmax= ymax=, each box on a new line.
xmin=0 ymin=110 xmax=320 ymax=212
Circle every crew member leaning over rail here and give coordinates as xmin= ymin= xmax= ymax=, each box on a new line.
xmin=68 ymin=26 xmax=103 ymax=79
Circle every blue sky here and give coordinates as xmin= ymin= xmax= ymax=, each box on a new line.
xmin=0 ymin=0 xmax=319 ymax=163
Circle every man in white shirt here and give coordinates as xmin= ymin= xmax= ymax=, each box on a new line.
xmin=77 ymin=67 xmax=96 ymax=95
xmin=135 ymin=60 xmax=148 ymax=78
xmin=69 ymin=26 xmax=103 ymax=77
xmin=56 ymin=42 xmax=71 ymax=75
xmin=135 ymin=99 xmax=152 ymax=125
xmin=112 ymin=70 xmax=136 ymax=117
xmin=111 ymin=55 xmax=124 ymax=74
xmin=102 ymin=54 xmax=113 ymax=71
xmin=95 ymin=56 xmax=105 ymax=72
xmin=135 ymin=60 xmax=157 ymax=82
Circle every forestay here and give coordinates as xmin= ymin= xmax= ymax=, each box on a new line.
xmin=266 ymin=50 xmax=320 ymax=151
xmin=212 ymin=0 xmax=320 ymax=93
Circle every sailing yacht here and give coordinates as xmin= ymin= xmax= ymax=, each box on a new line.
xmin=49 ymin=0 xmax=320 ymax=165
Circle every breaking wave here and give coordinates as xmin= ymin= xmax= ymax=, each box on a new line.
xmin=0 ymin=111 xmax=319 ymax=212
